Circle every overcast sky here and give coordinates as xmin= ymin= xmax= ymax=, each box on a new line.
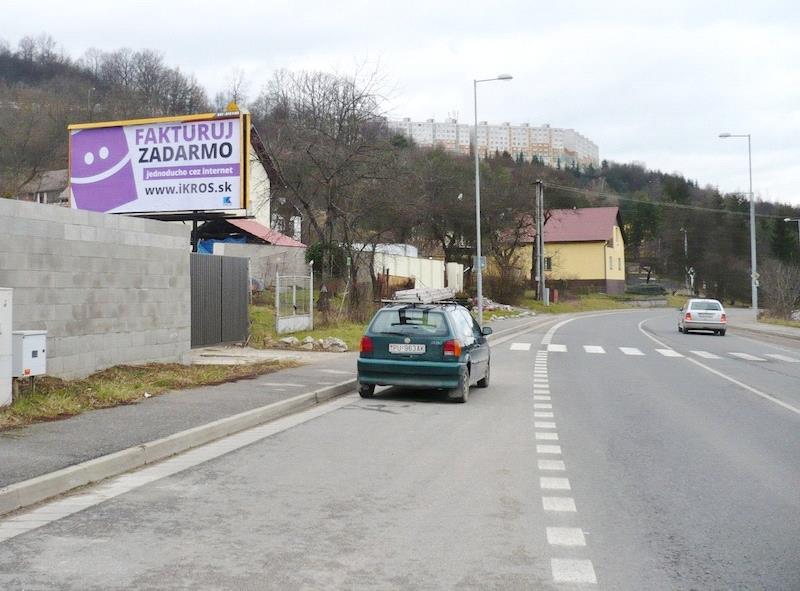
xmin=5 ymin=0 xmax=800 ymax=206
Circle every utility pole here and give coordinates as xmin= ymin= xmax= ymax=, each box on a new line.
xmin=534 ymin=180 xmax=547 ymax=305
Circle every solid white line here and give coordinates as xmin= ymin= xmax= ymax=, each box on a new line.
xmin=510 ymin=342 xmax=532 ymax=351
xmin=619 ymin=347 xmax=644 ymax=356
xmin=540 ymin=477 xmax=570 ymax=490
xmin=542 ymin=496 xmax=576 ymax=512
xmin=639 ymin=319 xmax=800 ymax=417
xmin=546 ymin=527 xmax=586 ymax=546
xmin=729 ymin=352 xmax=766 ymax=361
xmin=583 ymin=345 xmax=605 ymax=354
xmin=538 ymin=459 xmax=566 ymax=471
xmin=691 ymin=350 xmax=721 ymax=359
xmin=551 ymin=558 xmax=597 ymax=583
xmin=548 ymin=344 xmax=567 ymax=352
xmin=765 ymin=354 xmax=799 ymax=362
xmin=656 ymin=348 xmax=683 ymax=357
xmin=536 ymin=444 xmax=561 ymax=454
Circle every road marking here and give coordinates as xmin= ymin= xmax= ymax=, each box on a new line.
xmin=639 ymin=318 xmax=800 ymax=417
xmin=534 ymin=421 xmax=557 ymax=429
xmin=537 ymin=444 xmax=561 ymax=454
xmin=260 ymin=382 xmax=305 ymax=387
xmin=319 ymin=369 xmax=354 ymax=375
xmin=656 ymin=348 xmax=683 ymax=357
xmin=729 ymin=352 xmax=766 ymax=361
xmin=0 ymin=394 xmax=360 ymax=543
xmin=551 ymin=558 xmax=597 ymax=583
xmin=691 ymin=350 xmax=721 ymax=359
xmin=535 ymin=412 xmax=555 ymax=418
xmin=548 ymin=344 xmax=567 ymax=352
xmin=533 ymin=395 xmax=551 ymax=400
xmin=583 ymin=345 xmax=605 ymax=354
xmin=540 ymin=477 xmax=570 ymax=490
xmin=542 ymin=497 xmax=576 ymax=512
xmin=765 ymin=354 xmax=800 ymax=362
xmin=510 ymin=342 xmax=532 ymax=351
xmin=546 ymin=527 xmax=586 ymax=546
xmin=538 ymin=459 xmax=566 ymax=471
xmin=534 ymin=403 xmax=553 ymax=409
xmin=535 ymin=432 xmax=559 ymax=440
xmin=619 ymin=347 xmax=644 ymax=356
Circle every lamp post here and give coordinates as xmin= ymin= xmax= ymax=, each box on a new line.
xmin=719 ymin=132 xmax=758 ymax=315
xmin=785 ymin=217 xmax=800 ymax=254
xmin=474 ymin=74 xmax=512 ymax=324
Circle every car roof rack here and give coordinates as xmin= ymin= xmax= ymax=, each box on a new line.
xmin=380 ymin=287 xmax=458 ymax=306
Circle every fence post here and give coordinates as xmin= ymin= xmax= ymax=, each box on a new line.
xmin=275 ymin=272 xmax=280 ymax=331
xmin=310 ymin=262 xmax=314 ymax=330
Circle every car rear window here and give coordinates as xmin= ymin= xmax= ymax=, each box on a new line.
xmin=370 ymin=308 xmax=449 ymax=336
xmin=690 ymin=301 xmax=722 ymax=311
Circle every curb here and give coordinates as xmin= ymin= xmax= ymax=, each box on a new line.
xmin=0 ymin=317 xmax=554 ymax=518
xmin=0 ymin=380 xmax=356 ymax=517
xmin=729 ymin=325 xmax=800 ymax=343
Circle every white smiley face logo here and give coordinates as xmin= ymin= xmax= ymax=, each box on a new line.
xmin=75 ymin=145 xmax=130 ymax=185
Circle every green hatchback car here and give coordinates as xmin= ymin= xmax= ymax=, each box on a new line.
xmin=356 ymin=303 xmax=492 ymax=403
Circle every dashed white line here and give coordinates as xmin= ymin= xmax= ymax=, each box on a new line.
xmin=542 ymin=496 xmax=576 ymax=512
xmin=535 ymin=432 xmax=559 ymax=440
xmin=583 ymin=345 xmax=605 ymax=354
xmin=551 ymin=558 xmax=597 ymax=583
xmin=765 ymin=354 xmax=799 ymax=362
xmin=534 ymin=412 xmax=554 ymax=418
xmin=538 ymin=459 xmax=566 ymax=471
xmin=540 ymin=477 xmax=571 ymax=490
xmin=534 ymin=421 xmax=557 ymax=429
xmin=533 ymin=395 xmax=551 ymax=401
xmin=510 ymin=342 xmax=532 ymax=351
xmin=619 ymin=347 xmax=644 ymax=356
xmin=548 ymin=344 xmax=567 ymax=352
xmin=534 ymin=403 xmax=553 ymax=409
xmin=729 ymin=352 xmax=766 ymax=361
xmin=536 ymin=444 xmax=561 ymax=454
xmin=546 ymin=527 xmax=586 ymax=546
xmin=656 ymin=348 xmax=683 ymax=357
xmin=691 ymin=350 xmax=721 ymax=359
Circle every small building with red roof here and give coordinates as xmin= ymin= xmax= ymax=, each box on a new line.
xmin=517 ymin=206 xmax=626 ymax=294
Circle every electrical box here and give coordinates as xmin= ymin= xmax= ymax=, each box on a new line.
xmin=0 ymin=288 xmax=12 ymax=407
xmin=12 ymin=330 xmax=47 ymax=378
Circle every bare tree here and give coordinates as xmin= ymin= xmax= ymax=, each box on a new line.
xmin=760 ymin=259 xmax=800 ymax=319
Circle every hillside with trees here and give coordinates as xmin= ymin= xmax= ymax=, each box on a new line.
xmin=2 ymin=34 xmax=798 ymax=318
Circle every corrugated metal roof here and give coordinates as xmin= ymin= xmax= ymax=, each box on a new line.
xmin=521 ymin=207 xmax=622 ymax=243
xmin=227 ymin=219 xmax=306 ymax=247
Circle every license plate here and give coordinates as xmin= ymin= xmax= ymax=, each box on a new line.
xmin=699 ymin=313 xmax=713 ymax=319
xmin=389 ymin=343 xmax=426 ymax=354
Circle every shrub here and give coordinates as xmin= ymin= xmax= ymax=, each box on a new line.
xmin=625 ymin=283 xmax=667 ymax=296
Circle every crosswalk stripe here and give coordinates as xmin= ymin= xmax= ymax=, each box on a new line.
xmin=583 ymin=345 xmax=605 ymax=354
xmin=765 ymin=354 xmax=800 ymax=362
xmin=730 ymin=352 xmax=766 ymax=361
xmin=548 ymin=344 xmax=567 ymax=352
xmin=510 ymin=342 xmax=532 ymax=351
xmin=691 ymin=350 xmax=721 ymax=359
xmin=619 ymin=347 xmax=644 ymax=356
xmin=656 ymin=348 xmax=683 ymax=357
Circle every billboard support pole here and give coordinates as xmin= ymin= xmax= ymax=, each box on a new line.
xmin=191 ymin=215 xmax=199 ymax=253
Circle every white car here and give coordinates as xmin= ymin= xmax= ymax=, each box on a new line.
xmin=678 ymin=298 xmax=727 ymax=336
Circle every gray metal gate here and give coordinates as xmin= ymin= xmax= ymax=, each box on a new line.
xmin=191 ymin=253 xmax=249 ymax=347
xmin=275 ymin=271 xmax=314 ymax=334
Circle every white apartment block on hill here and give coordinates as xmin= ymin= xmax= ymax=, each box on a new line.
xmin=388 ymin=118 xmax=599 ymax=169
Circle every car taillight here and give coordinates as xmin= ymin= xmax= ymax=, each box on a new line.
xmin=721 ymin=313 xmax=727 ymax=323
xmin=685 ymin=312 xmax=692 ymax=321
xmin=360 ymin=336 xmax=373 ymax=354
xmin=443 ymin=339 xmax=462 ymax=357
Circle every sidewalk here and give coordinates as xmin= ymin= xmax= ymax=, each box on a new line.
xmin=0 ymin=314 xmax=549 ymax=515
xmin=725 ymin=308 xmax=800 ymax=342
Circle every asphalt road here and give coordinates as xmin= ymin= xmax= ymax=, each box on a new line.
xmin=1 ymin=310 xmax=798 ymax=589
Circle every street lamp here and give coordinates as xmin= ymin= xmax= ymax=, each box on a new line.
xmin=785 ymin=217 xmax=800 ymax=254
xmin=474 ymin=73 xmax=513 ymax=324
xmin=719 ymin=132 xmax=758 ymax=315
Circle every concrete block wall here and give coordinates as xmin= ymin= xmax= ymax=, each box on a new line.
xmin=0 ymin=199 xmax=191 ymax=379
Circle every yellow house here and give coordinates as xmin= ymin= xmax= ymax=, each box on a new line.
xmin=516 ymin=206 xmax=626 ymax=294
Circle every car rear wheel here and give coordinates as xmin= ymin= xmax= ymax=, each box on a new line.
xmin=449 ymin=369 xmax=470 ymax=403
xmin=720 ymin=329 xmax=726 ymax=336
xmin=678 ymin=325 xmax=683 ymax=333
xmin=358 ymin=383 xmax=375 ymax=398
xmin=477 ymin=361 xmax=490 ymax=388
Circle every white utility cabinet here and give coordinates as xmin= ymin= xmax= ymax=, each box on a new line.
xmin=13 ymin=330 xmax=47 ymax=378
xmin=0 ymin=288 xmax=12 ymax=407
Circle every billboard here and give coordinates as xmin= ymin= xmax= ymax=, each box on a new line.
xmin=68 ymin=112 xmax=250 ymax=214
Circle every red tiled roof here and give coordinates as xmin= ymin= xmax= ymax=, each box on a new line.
xmin=520 ymin=207 xmax=622 ymax=243
xmin=228 ymin=219 xmax=306 ymax=247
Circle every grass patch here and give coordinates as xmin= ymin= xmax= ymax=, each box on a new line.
xmin=249 ymin=303 xmax=367 ymax=350
xmin=759 ymin=316 xmax=800 ymax=329
xmin=0 ymin=360 xmax=297 ymax=432
xmin=519 ymin=292 xmax=630 ymax=314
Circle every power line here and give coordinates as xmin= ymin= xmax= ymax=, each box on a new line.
xmin=542 ymin=182 xmax=788 ymax=220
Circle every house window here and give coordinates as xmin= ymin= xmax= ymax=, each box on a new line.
xmin=609 ymin=256 xmax=613 ymax=270
xmin=618 ymin=257 xmax=621 ymax=271
xmin=544 ymin=257 xmax=552 ymax=271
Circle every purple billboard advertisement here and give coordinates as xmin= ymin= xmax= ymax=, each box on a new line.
xmin=69 ymin=115 xmax=244 ymax=214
